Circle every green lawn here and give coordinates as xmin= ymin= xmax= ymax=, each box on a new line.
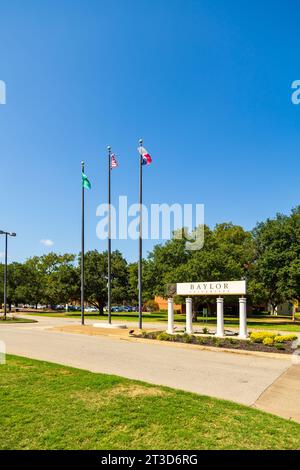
xmin=0 ymin=355 xmax=299 ymax=450
xmin=0 ymin=316 xmax=36 ymax=323
xmin=27 ymin=310 xmax=300 ymax=332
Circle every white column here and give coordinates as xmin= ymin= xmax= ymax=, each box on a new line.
xmin=186 ymin=298 xmax=193 ymax=334
xmin=166 ymin=298 xmax=174 ymax=334
xmin=239 ymin=297 xmax=247 ymax=339
xmin=216 ymin=297 xmax=224 ymax=337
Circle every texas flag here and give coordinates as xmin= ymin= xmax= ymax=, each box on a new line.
xmin=138 ymin=146 xmax=152 ymax=165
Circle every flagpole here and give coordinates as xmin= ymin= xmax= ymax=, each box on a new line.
xmin=81 ymin=161 xmax=85 ymax=326
xmin=138 ymin=138 xmax=143 ymax=329
xmin=107 ymin=146 xmax=112 ymax=324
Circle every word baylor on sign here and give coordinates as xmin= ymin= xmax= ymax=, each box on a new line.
xmin=176 ymin=280 xmax=246 ymax=296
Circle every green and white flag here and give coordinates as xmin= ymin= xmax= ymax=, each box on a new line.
xmin=82 ymin=172 xmax=91 ymax=190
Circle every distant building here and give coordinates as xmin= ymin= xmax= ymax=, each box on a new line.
xmin=154 ymin=296 xmax=184 ymax=313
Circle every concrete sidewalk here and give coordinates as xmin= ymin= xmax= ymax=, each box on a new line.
xmin=254 ymin=364 xmax=300 ymax=422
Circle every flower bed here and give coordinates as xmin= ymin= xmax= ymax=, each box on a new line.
xmin=137 ymin=330 xmax=299 ymax=354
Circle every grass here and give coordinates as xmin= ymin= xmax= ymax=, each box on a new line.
xmin=27 ymin=310 xmax=300 ymax=332
xmin=0 ymin=316 xmax=36 ymax=323
xmin=0 ymin=355 xmax=300 ymax=450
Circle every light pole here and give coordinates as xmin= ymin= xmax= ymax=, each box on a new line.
xmin=0 ymin=231 xmax=16 ymax=320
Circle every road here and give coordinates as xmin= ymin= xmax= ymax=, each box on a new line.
xmin=0 ymin=314 xmax=292 ymax=408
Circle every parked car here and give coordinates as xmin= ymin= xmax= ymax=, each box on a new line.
xmin=103 ymin=306 xmax=117 ymax=312
xmin=66 ymin=305 xmax=80 ymax=312
xmin=111 ymin=306 xmax=121 ymax=312
xmin=85 ymin=307 xmax=98 ymax=312
xmin=122 ymin=306 xmax=132 ymax=312
xmin=104 ymin=306 xmax=133 ymax=312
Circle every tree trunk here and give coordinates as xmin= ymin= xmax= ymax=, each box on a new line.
xmin=99 ymin=304 xmax=104 ymax=316
xmin=270 ymin=304 xmax=277 ymax=316
xmin=292 ymin=304 xmax=296 ymax=322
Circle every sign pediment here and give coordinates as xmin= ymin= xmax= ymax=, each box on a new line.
xmin=176 ymin=281 xmax=246 ymax=296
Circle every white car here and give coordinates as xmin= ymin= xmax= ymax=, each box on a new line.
xmin=85 ymin=306 xmax=98 ymax=312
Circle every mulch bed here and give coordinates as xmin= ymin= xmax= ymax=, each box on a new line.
xmin=137 ymin=331 xmax=297 ymax=354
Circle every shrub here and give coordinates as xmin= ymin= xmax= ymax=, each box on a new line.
xmin=274 ymin=343 xmax=285 ymax=350
xmin=263 ymin=337 xmax=274 ymax=346
xmin=202 ymin=327 xmax=209 ymax=334
xmin=196 ymin=336 xmax=207 ymax=345
xmin=274 ymin=334 xmax=298 ymax=343
xmin=229 ymin=338 xmax=239 ymax=345
xmin=142 ymin=331 xmax=158 ymax=340
xmin=212 ymin=337 xmax=222 ymax=346
xmin=250 ymin=332 xmax=277 ymax=343
xmin=182 ymin=333 xmax=193 ymax=343
xmin=150 ymin=331 xmax=159 ymax=339
xmin=173 ymin=334 xmax=182 ymax=342
xmin=157 ymin=332 xmax=172 ymax=341
xmin=286 ymin=334 xmax=298 ymax=341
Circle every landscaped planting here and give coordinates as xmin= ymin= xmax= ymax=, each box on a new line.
xmin=138 ymin=330 xmax=299 ymax=354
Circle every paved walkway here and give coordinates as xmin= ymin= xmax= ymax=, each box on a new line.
xmin=0 ymin=314 xmax=293 ymax=411
xmin=254 ymin=364 xmax=300 ymax=422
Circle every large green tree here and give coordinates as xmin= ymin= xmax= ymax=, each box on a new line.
xmin=252 ymin=207 xmax=300 ymax=317
xmin=44 ymin=255 xmax=79 ymax=306
xmin=144 ymin=235 xmax=191 ymax=299
xmin=127 ymin=262 xmax=138 ymax=304
xmin=0 ymin=262 xmax=28 ymax=310
xmin=16 ymin=253 xmax=78 ymax=308
xmin=162 ymin=224 xmax=255 ymax=317
xmin=82 ymin=250 xmax=128 ymax=314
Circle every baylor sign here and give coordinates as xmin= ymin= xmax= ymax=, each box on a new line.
xmin=176 ymin=280 xmax=246 ymax=296
xmin=166 ymin=280 xmax=248 ymax=339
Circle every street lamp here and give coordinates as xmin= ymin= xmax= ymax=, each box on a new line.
xmin=0 ymin=231 xmax=16 ymax=320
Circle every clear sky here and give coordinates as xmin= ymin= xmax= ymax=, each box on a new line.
xmin=0 ymin=0 xmax=300 ymax=263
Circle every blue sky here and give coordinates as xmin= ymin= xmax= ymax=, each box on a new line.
xmin=0 ymin=0 xmax=300 ymax=263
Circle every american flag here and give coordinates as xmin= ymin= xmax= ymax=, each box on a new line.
xmin=111 ymin=153 xmax=118 ymax=169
